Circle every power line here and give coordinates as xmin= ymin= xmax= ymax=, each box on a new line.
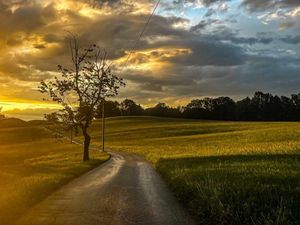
xmin=121 ymin=0 xmax=161 ymax=69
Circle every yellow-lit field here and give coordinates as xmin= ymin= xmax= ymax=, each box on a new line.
xmin=89 ymin=117 xmax=300 ymax=225
xmin=0 ymin=119 xmax=109 ymax=225
xmin=1 ymin=116 xmax=300 ymax=225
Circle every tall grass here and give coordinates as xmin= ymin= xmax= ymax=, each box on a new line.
xmin=3 ymin=117 xmax=299 ymax=225
xmin=0 ymin=123 xmax=109 ymax=225
xmin=157 ymin=154 xmax=300 ymax=225
xmin=89 ymin=116 xmax=300 ymax=225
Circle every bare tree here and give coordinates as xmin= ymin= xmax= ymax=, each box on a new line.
xmin=39 ymin=35 xmax=125 ymax=161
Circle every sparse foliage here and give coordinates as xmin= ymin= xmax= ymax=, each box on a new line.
xmin=44 ymin=112 xmax=60 ymax=125
xmin=120 ymin=99 xmax=143 ymax=116
xmin=39 ymin=35 xmax=125 ymax=161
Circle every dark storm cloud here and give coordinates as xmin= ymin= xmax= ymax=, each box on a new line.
xmin=0 ymin=2 xmax=57 ymax=36
xmin=219 ymin=35 xmax=274 ymax=45
xmin=237 ymin=55 xmax=300 ymax=95
xmin=0 ymin=12 xmax=190 ymax=81
xmin=43 ymin=34 xmax=64 ymax=43
xmin=0 ymin=2 xmax=63 ymax=81
xmin=122 ymin=53 xmax=300 ymax=102
xmin=0 ymin=3 xmax=178 ymax=103
xmin=1 ymin=0 xmax=300 ymax=105
xmin=173 ymin=0 xmax=230 ymax=7
xmin=241 ymin=0 xmax=274 ymax=11
xmin=125 ymin=71 xmax=192 ymax=93
xmin=75 ymin=15 xmax=190 ymax=58
xmin=190 ymin=19 xmax=222 ymax=32
xmin=88 ymin=0 xmax=135 ymax=12
xmin=92 ymin=0 xmax=121 ymax=4
xmin=198 ymin=0 xmax=227 ymax=6
xmin=1 ymin=5 xmax=277 ymax=84
xmin=66 ymin=13 xmax=247 ymax=68
xmin=169 ymin=40 xmax=246 ymax=66
xmin=204 ymin=8 xmax=215 ymax=17
xmin=82 ymin=0 xmax=155 ymax=14
xmin=79 ymin=14 xmax=247 ymax=67
xmin=280 ymin=21 xmax=300 ymax=30
xmin=280 ymin=21 xmax=296 ymax=29
xmin=194 ymin=25 xmax=275 ymax=45
xmin=127 ymin=64 xmax=239 ymax=94
xmin=241 ymin=0 xmax=300 ymax=11
xmin=280 ymin=35 xmax=300 ymax=44
xmin=34 ymin=44 xmax=47 ymax=49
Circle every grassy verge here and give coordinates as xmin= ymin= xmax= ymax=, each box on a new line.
xmin=0 ymin=122 xmax=109 ymax=225
xmin=157 ymin=154 xmax=300 ymax=225
xmin=89 ymin=116 xmax=300 ymax=225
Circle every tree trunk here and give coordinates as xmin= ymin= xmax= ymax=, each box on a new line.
xmin=82 ymin=127 xmax=90 ymax=161
xmin=102 ymin=101 xmax=105 ymax=152
xmin=70 ymin=128 xmax=73 ymax=144
xmin=74 ymin=125 xmax=79 ymax=136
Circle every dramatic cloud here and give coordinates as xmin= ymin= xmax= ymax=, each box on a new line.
xmin=0 ymin=0 xmax=299 ymax=118
xmin=173 ymin=0 xmax=230 ymax=7
xmin=242 ymin=0 xmax=300 ymax=11
xmin=280 ymin=35 xmax=300 ymax=44
xmin=190 ymin=19 xmax=222 ymax=32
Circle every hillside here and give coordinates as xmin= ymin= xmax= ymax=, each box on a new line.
xmin=0 ymin=122 xmax=109 ymax=225
xmin=0 ymin=118 xmax=28 ymax=128
xmin=1 ymin=116 xmax=299 ymax=225
xmin=88 ymin=116 xmax=300 ymax=225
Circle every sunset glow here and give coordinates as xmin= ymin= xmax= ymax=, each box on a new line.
xmin=0 ymin=0 xmax=299 ymax=119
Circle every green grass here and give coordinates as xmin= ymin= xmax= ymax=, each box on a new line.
xmin=89 ymin=116 xmax=300 ymax=225
xmin=0 ymin=121 xmax=109 ymax=225
xmin=2 ymin=116 xmax=299 ymax=225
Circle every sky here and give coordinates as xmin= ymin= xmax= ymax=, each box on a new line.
xmin=0 ymin=0 xmax=300 ymax=119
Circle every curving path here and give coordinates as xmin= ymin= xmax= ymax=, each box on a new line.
xmin=15 ymin=152 xmax=196 ymax=225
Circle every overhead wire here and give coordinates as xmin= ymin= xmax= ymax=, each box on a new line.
xmin=118 ymin=0 xmax=162 ymax=72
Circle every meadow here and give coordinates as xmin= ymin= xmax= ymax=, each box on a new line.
xmin=88 ymin=117 xmax=300 ymax=225
xmin=1 ymin=116 xmax=299 ymax=225
xmin=0 ymin=119 xmax=109 ymax=225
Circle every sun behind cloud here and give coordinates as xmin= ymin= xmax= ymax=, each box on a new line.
xmin=0 ymin=0 xmax=299 ymax=119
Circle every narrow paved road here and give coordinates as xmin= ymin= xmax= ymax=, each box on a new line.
xmin=15 ymin=152 xmax=196 ymax=225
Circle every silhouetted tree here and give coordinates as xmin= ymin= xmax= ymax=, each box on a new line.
xmin=280 ymin=96 xmax=292 ymax=120
xmin=44 ymin=112 xmax=60 ymax=124
xmin=183 ymin=97 xmax=236 ymax=120
xmin=236 ymin=97 xmax=255 ymax=121
xmin=291 ymin=94 xmax=300 ymax=120
xmin=212 ymin=97 xmax=236 ymax=120
xmin=95 ymin=100 xmax=121 ymax=118
xmin=120 ymin=99 xmax=143 ymax=116
xmin=66 ymin=91 xmax=300 ymax=122
xmin=236 ymin=92 xmax=300 ymax=121
xmin=39 ymin=36 xmax=125 ymax=161
xmin=241 ymin=92 xmax=283 ymax=121
xmin=145 ymin=103 xmax=181 ymax=118
xmin=183 ymin=99 xmax=210 ymax=119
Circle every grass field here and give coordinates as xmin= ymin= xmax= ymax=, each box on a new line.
xmin=88 ymin=117 xmax=300 ymax=225
xmin=1 ymin=116 xmax=299 ymax=225
xmin=0 ymin=119 xmax=109 ymax=225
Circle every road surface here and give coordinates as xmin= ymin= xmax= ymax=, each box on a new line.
xmin=15 ymin=152 xmax=196 ymax=225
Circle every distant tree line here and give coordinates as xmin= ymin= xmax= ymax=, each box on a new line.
xmin=95 ymin=92 xmax=300 ymax=121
